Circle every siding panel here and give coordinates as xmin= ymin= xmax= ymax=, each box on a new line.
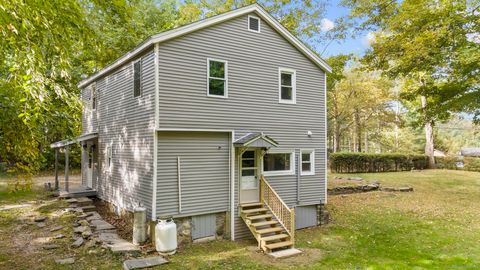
xmin=192 ymin=214 xmax=216 ymax=240
xmin=295 ymin=205 xmax=317 ymax=229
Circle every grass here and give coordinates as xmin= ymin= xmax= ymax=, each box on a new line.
xmin=0 ymin=169 xmax=479 ymax=269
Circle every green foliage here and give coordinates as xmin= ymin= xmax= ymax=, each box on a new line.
xmin=330 ymin=152 xmax=428 ymax=173
xmin=435 ymin=156 xmax=459 ymax=170
xmin=464 ymin=157 xmax=480 ymax=172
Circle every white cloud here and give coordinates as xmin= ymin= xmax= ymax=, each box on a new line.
xmin=320 ymin=18 xmax=335 ymax=32
xmin=362 ymin=32 xmax=376 ymax=47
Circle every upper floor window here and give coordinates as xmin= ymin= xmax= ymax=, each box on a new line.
xmin=207 ymin=58 xmax=228 ymax=98
xmin=91 ymin=83 xmax=97 ymax=110
xmin=301 ymin=149 xmax=315 ymax=175
xmin=263 ymin=149 xmax=295 ymax=176
xmin=133 ymin=60 xmax=142 ymax=97
xmin=248 ymin=15 xmax=260 ymax=32
xmin=279 ymin=68 xmax=296 ymax=104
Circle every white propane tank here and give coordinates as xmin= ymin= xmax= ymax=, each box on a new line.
xmin=155 ymin=217 xmax=177 ymax=255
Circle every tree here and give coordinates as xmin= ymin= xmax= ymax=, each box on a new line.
xmin=339 ymin=0 xmax=480 ymax=167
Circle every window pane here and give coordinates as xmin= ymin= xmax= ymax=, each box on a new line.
xmin=242 ymin=169 xmax=255 ymax=176
xmin=281 ymin=72 xmax=292 ymax=86
xmin=302 ymin=162 xmax=311 ymax=171
xmin=242 ymin=151 xmax=254 ymax=159
xmin=281 ymin=86 xmax=292 ymax=100
xmin=302 ymin=153 xmax=310 ymax=162
xmin=209 ymin=61 xmax=225 ymax=78
xmin=134 ymin=61 xmax=142 ymax=97
xmin=242 ymin=159 xmax=255 ymax=168
xmin=264 ymin=153 xmax=290 ymax=171
xmin=209 ymin=78 xmax=225 ymax=96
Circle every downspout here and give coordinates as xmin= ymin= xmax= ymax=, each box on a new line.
xmin=230 ymin=131 xmax=235 ymax=240
xmin=152 ymin=43 xmax=160 ymax=221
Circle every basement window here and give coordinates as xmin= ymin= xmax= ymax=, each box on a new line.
xmin=248 ymin=15 xmax=260 ymax=32
xmin=133 ymin=60 xmax=142 ymax=97
xmin=207 ymin=58 xmax=228 ymax=97
xmin=263 ymin=150 xmax=295 ymax=176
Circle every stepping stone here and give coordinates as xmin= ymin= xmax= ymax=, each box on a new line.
xmin=55 ymin=258 xmax=75 ymax=265
xmin=36 ymin=222 xmax=46 ymax=228
xmin=82 ymin=229 xmax=93 ymax=239
xmin=86 ymin=212 xmax=102 ymax=221
xmin=268 ymin=248 xmax=303 ymax=259
xmin=34 ymin=216 xmax=47 ymax=222
xmin=43 ymin=244 xmax=60 ymax=250
xmin=50 ymin=226 xmax=63 ymax=232
xmin=71 ymin=237 xmax=84 ymax=248
xmin=78 ymin=212 xmax=93 ymax=219
xmin=54 ymin=234 xmax=65 ymax=239
xmin=81 ymin=205 xmax=96 ymax=212
xmin=65 ymin=198 xmax=78 ymax=203
xmin=109 ymin=240 xmax=140 ymax=253
xmin=123 ymin=257 xmax=168 ymax=270
xmin=76 ymin=197 xmax=93 ymax=206
xmin=78 ymin=220 xmax=89 ymax=227
xmin=74 ymin=226 xmax=89 ymax=234
xmin=97 ymin=232 xmax=121 ymax=243
xmin=90 ymin=220 xmax=115 ymax=231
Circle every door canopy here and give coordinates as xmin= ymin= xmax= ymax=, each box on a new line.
xmin=234 ymin=132 xmax=279 ymax=148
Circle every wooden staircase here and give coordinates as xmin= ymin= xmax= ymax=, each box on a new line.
xmin=240 ymin=176 xmax=299 ymax=256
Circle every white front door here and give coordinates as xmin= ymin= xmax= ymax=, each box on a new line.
xmin=240 ymin=150 xmax=259 ymax=203
xmin=86 ymin=144 xmax=94 ymax=188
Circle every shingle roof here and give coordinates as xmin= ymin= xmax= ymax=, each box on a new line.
xmin=461 ymin=148 xmax=480 ymax=157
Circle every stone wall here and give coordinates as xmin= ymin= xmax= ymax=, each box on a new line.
xmin=316 ymin=204 xmax=330 ymax=226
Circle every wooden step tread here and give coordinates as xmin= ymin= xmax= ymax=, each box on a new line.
xmin=247 ymin=214 xmax=272 ymax=220
xmin=252 ymin=220 xmax=279 ymax=227
xmin=265 ymin=241 xmax=293 ymax=250
xmin=242 ymin=208 xmax=268 ymax=214
xmin=256 ymin=227 xmax=283 ymax=234
xmin=241 ymin=202 xmax=263 ymax=208
xmin=261 ymin=234 xmax=289 ymax=241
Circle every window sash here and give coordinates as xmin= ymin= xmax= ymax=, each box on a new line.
xmin=279 ymin=68 xmax=296 ymax=103
xmin=263 ymin=150 xmax=295 ymax=176
xmin=301 ymin=150 xmax=315 ymax=175
xmin=133 ymin=60 xmax=142 ymax=97
xmin=207 ymin=59 xmax=227 ymax=97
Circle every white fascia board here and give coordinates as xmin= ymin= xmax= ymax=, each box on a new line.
xmin=78 ymin=4 xmax=331 ymax=89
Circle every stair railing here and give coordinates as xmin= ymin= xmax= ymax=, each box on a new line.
xmin=260 ymin=175 xmax=295 ymax=243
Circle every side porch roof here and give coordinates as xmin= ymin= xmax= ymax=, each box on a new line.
xmin=50 ymin=132 xmax=98 ymax=149
xmin=234 ymin=132 xmax=279 ymax=148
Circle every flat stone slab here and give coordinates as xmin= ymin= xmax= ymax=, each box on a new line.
xmin=49 ymin=226 xmax=64 ymax=232
xmin=36 ymin=222 xmax=46 ymax=228
xmin=81 ymin=205 xmax=96 ymax=212
xmin=0 ymin=203 xmax=32 ymax=211
xmin=76 ymin=197 xmax=93 ymax=206
xmin=123 ymin=257 xmax=168 ymax=270
xmin=90 ymin=219 xmax=116 ymax=231
xmin=71 ymin=237 xmax=84 ymax=248
xmin=109 ymin=241 xmax=140 ymax=253
xmin=34 ymin=216 xmax=47 ymax=222
xmin=268 ymin=248 xmax=303 ymax=259
xmin=86 ymin=212 xmax=102 ymax=221
xmin=55 ymin=258 xmax=75 ymax=265
xmin=65 ymin=198 xmax=78 ymax=203
xmin=97 ymin=232 xmax=121 ymax=243
xmin=54 ymin=234 xmax=65 ymax=239
xmin=73 ymin=226 xmax=89 ymax=234
xmin=43 ymin=244 xmax=60 ymax=250
xmin=78 ymin=212 xmax=94 ymax=219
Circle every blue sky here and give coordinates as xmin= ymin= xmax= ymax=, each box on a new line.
xmin=319 ymin=0 xmax=369 ymax=57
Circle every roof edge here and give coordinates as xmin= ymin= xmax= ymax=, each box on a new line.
xmin=78 ymin=3 xmax=331 ymax=88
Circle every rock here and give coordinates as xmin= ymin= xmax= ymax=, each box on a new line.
xmin=86 ymin=212 xmax=102 ymax=221
xmin=110 ymin=241 xmax=140 ymax=253
xmin=74 ymin=226 xmax=89 ymax=234
xmin=49 ymin=226 xmax=63 ymax=232
xmin=348 ymin=177 xmax=363 ymax=181
xmin=54 ymin=234 xmax=65 ymax=239
xmin=55 ymin=258 xmax=75 ymax=265
xmin=78 ymin=220 xmax=89 ymax=227
xmin=123 ymin=257 xmax=168 ymax=270
xmin=399 ymin=187 xmax=414 ymax=192
xmin=71 ymin=237 xmax=84 ymax=248
xmin=36 ymin=222 xmax=46 ymax=228
xmin=76 ymin=197 xmax=93 ymax=207
xmin=82 ymin=229 xmax=93 ymax=239
xmin=65 ymin=198 xmax=78 ymax=204
xmin=85 ymin=240 xmax=96 ymax=249
xmin=90 ymin=219 xmax=116 ymax=231
xmin=73 ymin=222 xmax=80 ymax=227
xmin=43 ymin=244 xmax=60 ymax=250
xmin=78 ymin=212 xmax=94 ymax=219
xmin=81 ymin=205 xmax=96 ymax=212
xmin=34 ymin=216 xmax=47 ymax=222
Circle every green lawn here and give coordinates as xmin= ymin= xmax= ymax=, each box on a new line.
xmin=0 ymin=169 xmax=479 ymax=269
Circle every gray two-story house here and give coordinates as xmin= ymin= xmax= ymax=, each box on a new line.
xmin=57 ymin=4 xmax=331 ymax=254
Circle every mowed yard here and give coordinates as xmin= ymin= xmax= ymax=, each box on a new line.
xmin=0 ymin=169 xmax=479 ymax=269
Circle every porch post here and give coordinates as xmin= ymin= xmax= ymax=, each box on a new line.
xmin=65 ymin=146 xmax=69 ymax=192
xmin=54 ymin=148 xmax=59 ymax=191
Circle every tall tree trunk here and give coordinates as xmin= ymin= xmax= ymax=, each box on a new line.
xmin=364 ymin=131 xmax=369 ymax=152
xmin=333 ymin=118 xmax=341 ymax=152
xmin=421 ymin=95 xmax=435 ymax=168
xmin=355 ymin=109 xmax=362 ymax=152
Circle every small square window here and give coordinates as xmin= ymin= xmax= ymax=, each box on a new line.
xmin=301 ymin=150 xmax=315 ymax=175
xmin=133 ymin=60 xmax=142 ymax=97
xmin=207 ymin=59 xmax=228 ymax=97
xmin=279 ymin=68 xmax=296 ymax=104
xmin=248 ymin=15 xmax=260 ymax=32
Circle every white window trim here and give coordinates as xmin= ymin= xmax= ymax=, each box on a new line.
xmin=106 ymin=144 xmax=113 ymax=172
xmin=206 ymin=58 xmax=228 ymax=98
xmin=248 ymin=15 xmax=261 ymax=33
xmin=91 ymin=83 xmax=97 ymax=111
xmin=300 ymin=149 xmax=315 ymax=176
xmin=263 ymin=149 xmax=295 ymax=176
xmin=278 ymin=67 xmax=296 ymax=104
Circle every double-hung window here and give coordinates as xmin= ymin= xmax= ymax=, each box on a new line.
xmin=279 ymin=68 xmax=296 ymax=104
xmin=301 ymin=150 xmax=315 ymax=175
xmin=133 ymin=60 xmax=142 ymax=97
xmin=207 ymin=59 xmax=228 ymax=97
xmin=263 ymin=149 xmax=295 ymax=176
xmin=91 ymin=83 xmax=97 ymax=110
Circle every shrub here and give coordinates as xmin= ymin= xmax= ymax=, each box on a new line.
xmin=464 ymin=157 xmax=480 ymax=172
xmin=329 ymin=152 xmax=429 ymax=173
xmin=435 ymin=156 xmax=459 ymax=170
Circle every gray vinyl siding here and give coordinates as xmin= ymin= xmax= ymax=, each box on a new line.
xmin=295 ymin=205 xmax=317 ymax=229
xmin=156 ymin=132 xmax=230 ymax=217
xmin=89 ymin=50 xmax=155 ymax=217
xmin=156 ymin=13 xmax=326 ymax=238
xmin=81 ymin=84 xmax=97 ymax=134
xmin=192 ymin=214 xmax=217 ymax=240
